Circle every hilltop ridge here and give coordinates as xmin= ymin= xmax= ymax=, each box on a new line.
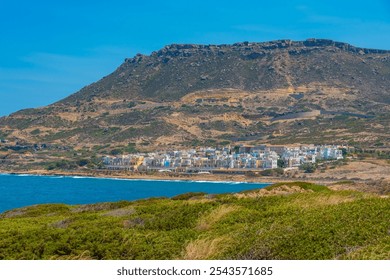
xmin=59 ymin=38 xmax=390 ymax=104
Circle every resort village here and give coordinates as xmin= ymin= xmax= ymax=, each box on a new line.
xmin=102 ymin=144 xmax=344 ymax=173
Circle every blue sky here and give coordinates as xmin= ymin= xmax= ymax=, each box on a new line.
xmin=0 ymin=0 xmax=389 ymax=116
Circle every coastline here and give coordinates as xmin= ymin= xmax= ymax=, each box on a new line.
xmin=0 ymin=169 xmax=274 ymax=214
xmin=0 ymin=168 xmax=279 ymax=183
xmin=2 ymin=164 xmax=388 ymax=202
xmin=0 ymin=167 xmax=365 ymax=186
xmin=4 ymin=158 xmax=389 ymax=186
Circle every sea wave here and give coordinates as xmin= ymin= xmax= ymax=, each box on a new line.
xmin=70 ymin=176 xmax=103 ymax=179
xmin=0 ymin=173 xmax=44 ymax=178
xmin=0 ymin=172 xmax=270 ymax=186
xmin=113 ymin=178 xmax=266 ymax=185
xmin=186 ymin=180 xmax=267 ymax=185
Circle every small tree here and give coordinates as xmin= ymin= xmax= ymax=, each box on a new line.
xmin=110 ymin=149 xmax=122 ymax=156
xmin=277 ymin=159 xmax=286 ymax=168
xmin=260 ymin=168 xmax=284 ymax=176
xmin=299 ymin=163 xmax=317 ymax=173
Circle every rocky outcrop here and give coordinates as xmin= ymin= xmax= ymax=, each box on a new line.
xmin=148 ymin=39 xmax=390 ymax=59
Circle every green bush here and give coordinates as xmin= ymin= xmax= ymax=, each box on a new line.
xmin=171 ymin=192 xmax=207 ymax=200
xmin=46 ymin=160 xmax=78 ymax=170
xmin=299 ymin=163 xmax=317 ymax=173
xmin=110 ymin=149 xmax=122 ymax=156
xmin=77 ymin=159 xmax=89 ymax=167
xmin=0 ymin=184 xmax=388 ymax=260
xmin=260 ymin=168 xmax=284 ymax=176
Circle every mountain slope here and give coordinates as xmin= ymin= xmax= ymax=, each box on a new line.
xmin=0 ymin=39 xmax=389 ymax=153
xmin=60 ymin=39 xmax=389 ymax=104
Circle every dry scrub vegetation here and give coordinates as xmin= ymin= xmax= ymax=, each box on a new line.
xmin=0 ymin=182 xmax=389 ymax=260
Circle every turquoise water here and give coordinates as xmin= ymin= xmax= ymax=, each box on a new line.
xmin=0 ymin=174 xmax=270 ymax=213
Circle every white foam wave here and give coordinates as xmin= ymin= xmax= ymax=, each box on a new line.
xmin=0 ymin=172 xmax=271 ymax=186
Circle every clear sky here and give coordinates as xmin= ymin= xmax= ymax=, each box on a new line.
xmin=0 ymin=0 xmax=389 ymax=116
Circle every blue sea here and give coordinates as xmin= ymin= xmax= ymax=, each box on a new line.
xmin=0 ymin=173 xmax=270 ymax=213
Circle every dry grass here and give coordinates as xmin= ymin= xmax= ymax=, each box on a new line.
xmin=50 ymin=218 xmax=73 ymax=229
xmin=182 ymin=236 xmax=229 ymax=260
xmin=186 ymin=198 xmax=216 ymax=204
xmin=235 ymin=185 xmax=312 ymax=199
xmin=1 ymin=208 xmax=27 ymax=218
xmin=329 ymin=180 xmax=390 ymax=195
xmin=341 ymin=243 xmax=390 ymax=260
xmin=51 ymin=250 xmax=95 ymax=260
xmin=71 ymin=203 xmax=117 ymax=213
xmin=236 ymin=183 xmax=376 ymax=207
xmin=306 ymin=159 xmax=390 ymax=182
xmin=102 ymin=208 xmax=135 ymax=217
xmin=196 ymin=205 xmax=240 ymax=231
xmin=288 ymin=194 xmax=368 ymax=209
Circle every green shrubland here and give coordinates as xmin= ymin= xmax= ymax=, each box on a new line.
xmin=0 ymin=182 xmax=388 ymax=260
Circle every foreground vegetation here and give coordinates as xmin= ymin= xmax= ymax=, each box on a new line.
xmin=0 ymin=182 xmax=388 ymax=260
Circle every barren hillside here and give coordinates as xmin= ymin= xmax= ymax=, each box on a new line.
xmin=0 ymin=39 xmax=389 ymax=153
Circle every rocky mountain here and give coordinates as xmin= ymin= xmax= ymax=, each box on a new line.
xmin=1 ymin=39 xmax=390 ymax=156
